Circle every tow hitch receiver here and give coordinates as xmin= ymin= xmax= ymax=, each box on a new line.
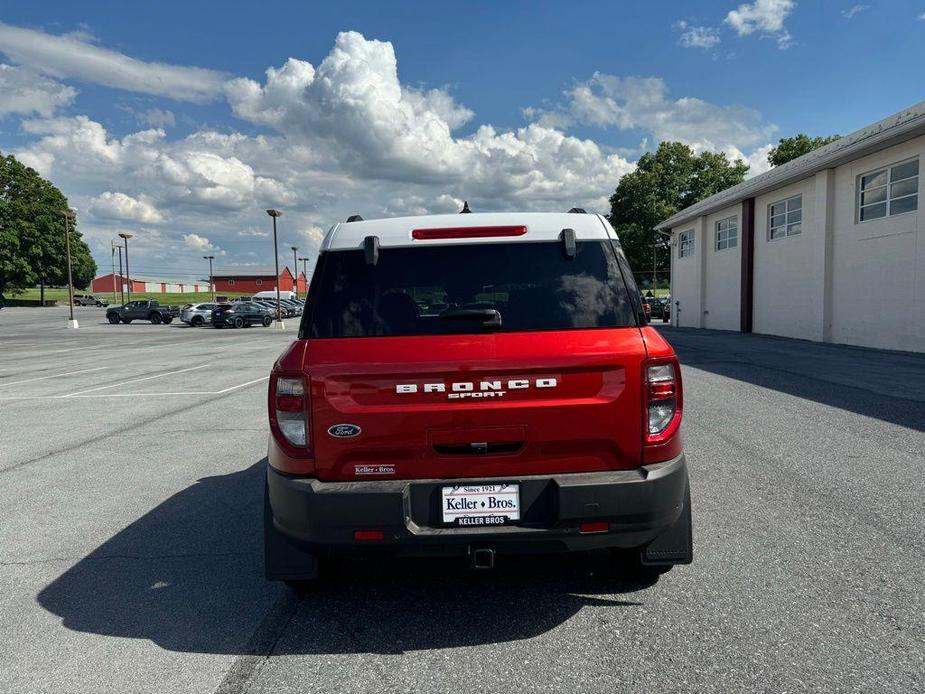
xmin=470 ymin=547 xmax=495 ymax=570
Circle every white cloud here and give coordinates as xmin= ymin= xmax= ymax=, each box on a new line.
xmin=725 ymin=0 xmax=795 ymax=48
xmin=136 ymin=108 xmax=175 ymax=129
xmin=727 ymin=143 xmax=774 ymax=178
xmin=183 ymin=233 xmax=215 ymax=251
xmin=0 ymin=63 xmax=75 ymax=117
xmin=0 ymin=21 xmax=226 ymax=102
xmin=89 ymin=191 xmax=165 ymax=224
xmin=221 ymin=31 xmax=634 ymax=208
xmin=297 ymin=225 xmax=326 ymax=253
xmin=841 ymin=5 xmax=869 ymax=19
xmin=526 ymin=73 xmax=776 ymax=155
xmin=237 ymin=227 xmax=269 ymax=238
xmin=674 ymin=21 xmax=721 ymax=49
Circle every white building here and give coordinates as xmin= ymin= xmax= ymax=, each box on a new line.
xmin=657 ymin=101 xmax=924 ymax=354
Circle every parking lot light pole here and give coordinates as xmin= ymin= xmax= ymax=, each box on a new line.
xmin=298 ymin=256 xmax=309 ymax=297
xmin=203 ymin=255 xmax=215 ymax=300
xmin=110 ymin=241 xmax=118 ymax=305
xmin=116 ymin=243 xmax=125 ymax=304
xmin=118 ymin=233 xmax=134 ymax=302
xmin=266 ymin=209 xmax=284 ymax=329
xmin=291 ymin=246 xmax=298 ymax=299
xmin=59 ymin=209 xmax=78 ymax=329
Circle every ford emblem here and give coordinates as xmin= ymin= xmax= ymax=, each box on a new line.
xmin=328 ymin=423 xmax=361 ymax=438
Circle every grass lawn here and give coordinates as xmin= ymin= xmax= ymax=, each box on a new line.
xmin=11 ymin=288 xmax=251 ymax=306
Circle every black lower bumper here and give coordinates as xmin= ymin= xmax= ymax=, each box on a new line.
xmin=266 ymin=454 xmax=690 ymax=563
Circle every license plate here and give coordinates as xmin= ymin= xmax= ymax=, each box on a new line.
xmin=441 ymin=483 xmax=520 ymax=526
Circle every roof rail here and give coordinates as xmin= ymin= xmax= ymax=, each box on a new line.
xmin=346 ymin=214 xmax=364 ymax=222
xmin=568 ymin=207 xmax=587 ymax=214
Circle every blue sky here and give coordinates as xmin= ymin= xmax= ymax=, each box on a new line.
xmin=1 ymin=0 xmax=923 ymax=281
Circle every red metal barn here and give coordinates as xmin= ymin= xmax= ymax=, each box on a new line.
xmin=211 ymin=266 xmax=296 ymax=293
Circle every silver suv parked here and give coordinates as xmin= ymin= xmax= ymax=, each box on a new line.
xmin=180 ymin=303 xmax=218 ymax=327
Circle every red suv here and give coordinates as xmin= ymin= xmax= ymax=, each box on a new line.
xmin=265 ymin=212 xmax=691 ymax=583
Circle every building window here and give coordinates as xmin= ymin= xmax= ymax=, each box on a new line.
xmin=768 ymin=195 xmax=802 ymax=240
xmin=858 ymin=158 xmax=918 ymax=222
xmin=256 ymin=279 xmax=263 ymax=286
xmin=228 ymin=279 xmax=235 ymax=286
xmin=715 ymin=216 xmax=738 ymax=251
xmin=678 ymin=230 xmax=695 ymax=258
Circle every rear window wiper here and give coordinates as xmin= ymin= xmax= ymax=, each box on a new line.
xmin=438 ymin=308 xmax=502 ymax=329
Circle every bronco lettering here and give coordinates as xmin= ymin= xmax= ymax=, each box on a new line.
xmin=395 ymin=377 xmax=558 ymax=396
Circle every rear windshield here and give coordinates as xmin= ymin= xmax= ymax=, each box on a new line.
xmin=303 ymin=240 xmax=636 ymax=338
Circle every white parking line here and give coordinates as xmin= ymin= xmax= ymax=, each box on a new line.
xmin=61 ymin=364 xmax=212 ymax=397
xmin=0 ymin=366 xmax=108 ymax=388
xmin=216 ymin=376 xmax=269 ymax=393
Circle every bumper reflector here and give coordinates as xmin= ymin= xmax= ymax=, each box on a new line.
xmin=579 ymin=521 xmax=609 ymax=534
xmin=354 ymin=530 xmax=385 ymax=542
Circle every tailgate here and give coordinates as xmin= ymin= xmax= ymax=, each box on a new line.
xmin=307 ymin=329 xmax=646 ymax=481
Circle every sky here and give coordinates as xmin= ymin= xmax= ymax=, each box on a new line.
xmin=1 ymin=0 xmax=924 ymax=283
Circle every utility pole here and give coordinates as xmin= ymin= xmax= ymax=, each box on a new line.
xmin=118 ymin=233 xmax=134 ymax=302
xmin=298 ymin=256 xmax=310 ymax=296
xmin=203 ymin=255 xmax=215 ymax=300
xmin=291 ymin=246 xmax=298 ymax=299
xmin=58 ymin=209 xmax=78 ymax=329
xmin=116 ymin=243 xmax=125 ymax=304
xmin=266 ymin=209 xmax=284 ymax=329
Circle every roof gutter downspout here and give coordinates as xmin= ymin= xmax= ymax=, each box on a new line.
xmin=740 ymin=197 xmax=755 ymax=333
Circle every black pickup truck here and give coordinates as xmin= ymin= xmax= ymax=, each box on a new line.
xmin=106 ymin=300 xmax=180 ymax=325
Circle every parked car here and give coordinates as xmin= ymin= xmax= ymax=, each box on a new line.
xmin=264 ymin=212 xmax=691 ymax=586
xmin=640 ymin=293 xmax=651 ymax=320
xmin=646 ymin=297 xmax=669 ymax=321
xmin=180 ymin=303 xmax=218 ymax=327
xmin=253 ymin=299 xmax=291 ymax=319
xmin=212 ymin=302 xmax=273 ymax=328
xmin=73 ymin=294 xmax=109 ymax=307
xmin=105 ymin=300 xmax=179 ymax=324
xmin=279 ymin=299 xmax=303 ymax=316
xmin=258 ymin=301 xmax=294 ymax=320
xmin=234 ymin=296 xmax=293 ymax=317
xmin=659 ymin=298 xmax=671 ymax=323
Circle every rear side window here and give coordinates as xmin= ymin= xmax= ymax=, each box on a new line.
xmin=304 ymin=240 xmax=635 ymax=338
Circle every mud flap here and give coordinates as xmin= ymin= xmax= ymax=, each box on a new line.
xmin=641 ymin=481 xmax=693 ymax=566
xmin=264 ymin=480 xmax=320 ymax=581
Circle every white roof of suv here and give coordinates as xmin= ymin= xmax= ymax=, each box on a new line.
xmin=322 ymin=212 xmax=616 ymax=250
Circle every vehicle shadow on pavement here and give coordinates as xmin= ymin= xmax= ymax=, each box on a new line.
xmin=37 ymin=460 xmax=653 ymax=655
xmin=659 ymin=326 xmax=925 ymax=431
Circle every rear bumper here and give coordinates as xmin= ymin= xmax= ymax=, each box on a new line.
xmin=266 ymin=454 xmax=689 ymax=557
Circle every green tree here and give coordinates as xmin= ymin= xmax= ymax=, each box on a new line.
xmin=767 ymin=133 xmax=840 ymax=167
xmin=608 ymin=142 xmax=749 ymax=283
xmin=0 ymin=152 xmax=96 ymax=298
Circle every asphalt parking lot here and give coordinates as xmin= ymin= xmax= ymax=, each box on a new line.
xmin=1 ymin=306 xmax=923 ymax=693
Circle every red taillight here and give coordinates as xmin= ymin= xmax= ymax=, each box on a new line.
xmin=272 ymin=375 xmax=309 ymax=449
xmin=276 ymin=394 xmax=303 ymax=412
xmin=411 ymin=225 xmax=527 ymax=240
xmin=579 ymin=521 xmax=609 ymax=534
xmin=644 ymin=360 xmax=682 ymax=445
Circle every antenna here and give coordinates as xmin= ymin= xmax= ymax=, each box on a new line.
xmin=460 ymin=201 xmax=471 ymax=214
